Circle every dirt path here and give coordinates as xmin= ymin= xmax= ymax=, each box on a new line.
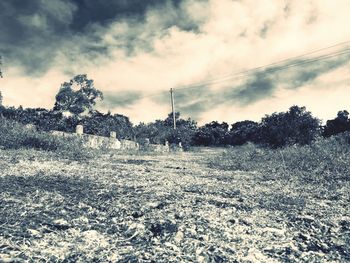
xmin=0 ymin=149 xmax=349 ymax=262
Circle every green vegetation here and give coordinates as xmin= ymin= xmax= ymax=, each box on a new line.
xmin=2 ymin=74 xmax=350 ymax=150
xmin=0 ymin=117 xmax=92 ymax=160
xmin=210 ymin=132 xmax=350 ymax=183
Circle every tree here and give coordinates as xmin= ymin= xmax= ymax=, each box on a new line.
xmin=323 ymin=110 xmax=350 ymax=137
xmin=260 ymin=105 xmax=321 ymax=148
xmin=193 ymin=121 xmax=230 ymax=146
xmin=53 ymin=74 xmax=103 ymax=116
xmin=134 ymin=112 xmax=197 ymax=149
xmin=81 ymin=111 xmax=134 ymax=139
xmin=165 ymin=112 xmax=197 ymax=149
xmin=230 ymin=120 xmax=260 ymax=145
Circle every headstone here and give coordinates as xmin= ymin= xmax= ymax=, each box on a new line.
xmin=25 ymin=124 xmax=36 ymax=131
xmin=110 ymin=131 xmax=117 ymax=138
xmin=76 ymin=125 xmax=84 ymax=135
xmin=165 ymin=141 xmax=169 ymax=146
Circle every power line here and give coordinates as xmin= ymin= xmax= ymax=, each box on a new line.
xmin=113 ymin=40 xmax=350 ymax=105
xmin=175 ymin=45 xmax=350 ymax=91
xmin=182 ymin=39 xmax=350 ymax=86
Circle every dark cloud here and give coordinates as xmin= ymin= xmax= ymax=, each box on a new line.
xmin=101 ymin=90 xmax=144 ymax=108
xmin=0 ymin=0 xmax=77 ymax=75
xmin=70 ymin=0 xmax=185 ymax=31
xmin=259 ymin=21 xmax=273 ymax=38
xmin=233 ymin=73 xmax=275 ymax=104
xmin=0 ymin=0 xmax=191 ymax=75
xmin=146 ymin=51 xmax=350 ymax=119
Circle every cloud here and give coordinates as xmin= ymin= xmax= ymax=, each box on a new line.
xmin=0 ymin=0 xmax=189 ymax=75
xmin=101 ymin=91 xmax=144 ymax=108
xmin=165 ymin=50 xmax=350 ymax=121
xmin=2 ymin=0 xmax=350 ymax=125
xmin=0 ymin=0 xmax=77 ymax=75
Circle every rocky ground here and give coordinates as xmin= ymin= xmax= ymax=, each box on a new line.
xmin=0 ymin=148 xmax=349 ymax=262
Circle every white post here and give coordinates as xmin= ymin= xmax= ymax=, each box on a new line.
xmin=110 ymin=131 xmax=117 ymax=138
xmin=76 ymin=125 xmax=84 ymax=135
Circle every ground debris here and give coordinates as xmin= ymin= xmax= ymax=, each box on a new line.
xmin=0 ymin=148 xmax=349 ymax=262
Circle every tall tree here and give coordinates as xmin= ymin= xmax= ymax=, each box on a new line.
xmin=323 ymin=110 xmax=350 ymax=137
xmin=53 ymin=74 xmax=103 ymax=116
xmin=230 ymin=120 xmax=260 ymax=145
xmin=193 ymin=121 xmax=230 ymax=146
xmin=260 ymin=105 xmax=321 ymax=148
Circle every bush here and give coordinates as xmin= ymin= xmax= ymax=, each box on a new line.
xmin=259 ymin=106 xmax=321 ymax=148
xmin=0 ymin=118 xmax=92 ymax=160
xmin=210 ymin=133 xmax=350 ymax=182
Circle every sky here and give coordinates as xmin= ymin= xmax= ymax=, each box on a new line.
xmin=1 ymin=0 xmax=350 ymax=125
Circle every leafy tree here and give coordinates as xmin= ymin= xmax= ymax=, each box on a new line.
xmin=260 ymin=105 xmax=321 ymax=148
xmin=135 ymin=112 xmax=197 ymax=149
xmin=165 ymin=113 xmax=197 ymax=148
xmin=135 ymin=120 xmax=167 ymax=145
xmin=323 ymin=110 xmax=350 ymax=137
xmin=81 ymin=111 xmax=134 ymax=139
xmin=53 ymin=74 xmax=103 ymax=116
xmin=230 ymin=120 xmax=260 ymax=145
xmin=194 ymin=121 xmax=230 ymax=146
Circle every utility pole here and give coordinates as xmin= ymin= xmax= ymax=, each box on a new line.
xmin=0 ymin=55 xmax=3 ymax=78
xmin=170 ymin=88 xmax=176 ymax=129
xmin=0 ymin=56 xmax=3 ymax=107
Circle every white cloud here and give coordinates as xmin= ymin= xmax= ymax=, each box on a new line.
xmin=3 ymin=0 xmax=350 ymax=124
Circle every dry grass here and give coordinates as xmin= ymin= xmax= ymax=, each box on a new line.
xmin=0 ymin=143 xmax=349 ymax=262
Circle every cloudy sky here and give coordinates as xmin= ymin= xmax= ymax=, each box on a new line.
xmin=1 ymin=0 xmax=350 ymax=125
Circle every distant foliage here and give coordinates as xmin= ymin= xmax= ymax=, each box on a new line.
xmin=259 ymin=106 xmax=321 ymax=148
xmin=210 ymin=132 xmax=350 ymax=181
xmin=230 ymin=120 xmax=260 ymax=145
xmin=135 ymin=112 xmax=197 ymax=149
xmin=0 ymin=117 xmax=91 ymax=160
xmin=81 ymin=111 xmax=134 ymax=139
xmin=323 ymin=110 xmax=350 ymax=137
xmin=165 ymin=113 xmax=197 ymax=149
xmin=193 ymin=121 xmax=230 ymax=146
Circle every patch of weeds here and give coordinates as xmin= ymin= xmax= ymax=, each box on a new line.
xmin=147 ymin=220 xmax=178 ymax=237
xmin=259 ymin=194 xmax=306 ymax=212
xmin=210 ymin=134 xmax=350 ymax=186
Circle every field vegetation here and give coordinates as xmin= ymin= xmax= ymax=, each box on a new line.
xmin=0 ymin=118 xmax=349 ymax=262
xmin=1 ymin=78 xmax=350 ymax=261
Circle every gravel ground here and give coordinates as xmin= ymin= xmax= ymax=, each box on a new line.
xmin=0 ymin=148 xmax=349 ymax=262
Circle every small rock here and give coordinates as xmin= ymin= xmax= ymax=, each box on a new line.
xmin=175 ymin=212 xmax=185 ymax=219
xmin=28 ymin=229 xmax=41 ymax=237
xmin=174 ymin=231 xmax=184 ymax=243
xmin=132 ymin=211 xmax=144 ymax=218
xmin=51 ymin=219 xmax=71 ymax=230
xmin=228 ymin=219 xmax=236 ymax=224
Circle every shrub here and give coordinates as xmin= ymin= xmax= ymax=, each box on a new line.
xmin=0 ymin=118 xmax=92 ymax=160
xmin=210 ymin=133 xmax=350 ymax=182
xmin=260 ymin=105 xmax=321 ymax=148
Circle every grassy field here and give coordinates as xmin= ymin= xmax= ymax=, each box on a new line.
xmin=0 ymin=144 xmax=349 ymax=262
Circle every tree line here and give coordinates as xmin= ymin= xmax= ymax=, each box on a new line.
xmin=1 ymin=74 xmax=349 ymax=149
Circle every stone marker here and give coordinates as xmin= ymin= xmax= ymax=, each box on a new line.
xmin=25 ymin=124 xmax=36 ymax=131
xmin=76 ymin=125 xmax=84 ymax=135
xmin=110 ymin=131 xmax=117 ymax=138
